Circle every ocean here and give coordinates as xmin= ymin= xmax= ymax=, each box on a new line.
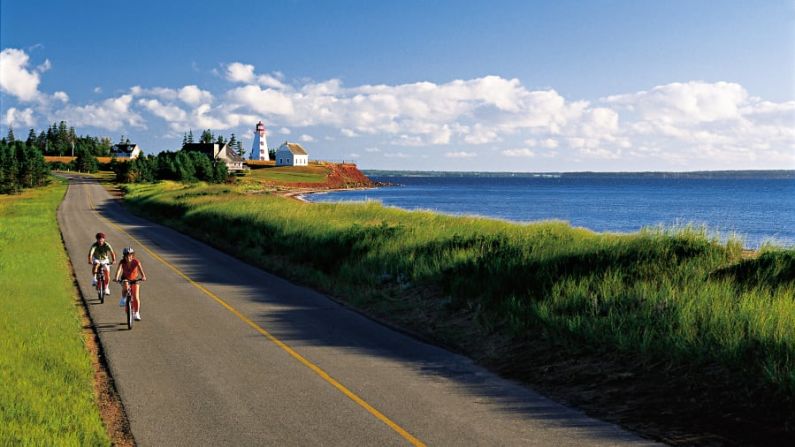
xmin=305 ymin=173 xmax=795 ymax=249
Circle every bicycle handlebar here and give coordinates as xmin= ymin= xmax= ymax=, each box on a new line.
xmin=119 ymin=279 xmax=144 ymax=284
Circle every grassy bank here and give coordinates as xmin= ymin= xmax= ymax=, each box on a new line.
xmin=0 ymin=180 xmax=109 ymax=445
xmin=123 ymin=181 xmax=795 ymax=439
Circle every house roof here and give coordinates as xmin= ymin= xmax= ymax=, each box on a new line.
xmin=223 ymin=145 xmax=245 ymax=162
xmin=183 ymin=143 xmax=246 ymax=163
xmin=182 ymin=143 xmax=217 ymax=157
xmin=279 ymin=142 xmax=308 ymax=155
xmin=112 ymin=143 xmax=138 ymax=154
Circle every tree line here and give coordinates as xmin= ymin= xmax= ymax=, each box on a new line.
xmin=183 ymin=129 xmax=245 ymax=156
xmin=113 ymin=150 xmax=228 ymax=184
xmin=3 ymin=122 xmax=113 ymax=157
xmin=0 ymin=140 xmax=49 ymax=194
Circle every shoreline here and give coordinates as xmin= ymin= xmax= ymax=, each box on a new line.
xmin=280 ymin=185 xmax=378 ymax=203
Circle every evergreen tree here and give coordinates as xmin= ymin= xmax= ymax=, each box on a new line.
xmin=182 ymin=133 xmax=188 ymax=147
xmin=26 ymin=129 xmax=37 ymax=147
xmin=188 ymin=151 xmax=213 ymax=181
xmin=7 ymin=127 xmax=16 ymax=144
xmin=212 ymin=160 xmax=228 ymax=183
xmin=200 ymin=129 xmax=214 ymax=144
xmin=175 ymin=151 xmax=196 ymax=181
xmin=187 ymin=129 xmax=194 ymax=144
xmin=74 ymin=147 xmax=98 ymax=173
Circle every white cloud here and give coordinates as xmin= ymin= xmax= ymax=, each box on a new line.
xmin=502 ymin=148 xmax=535 ymax=157
xmin=225 ymin=62 xmax=286 ymax=89
xmin=226 ymin=62 xmax=256 ymax=83
xmin=7 ymin=49 xmax=790 ymax=169
xmin=93 ymin=86 xmax=102 ymax=94
xmin=53 ymin=91 xmax=69 ymax=103
xmin=605 ymin=81 xmax=747 ymax=123
xmin=445 ymin=151 xmax=477 ymax=158
xmin=227 ymin=84 xmax=294 ymax=116
xmin=178 ymin=85 xmax=213 ymax=106
xmin=36 ymin=59 xmax=51 ymax=73
xmin=138 ymin=99 xmax=187 ymax=122
xmin=4 ymin=107 xmax=36 ymax=128
xmin=55 ymin=94 xmax=145 ymax=131
xmin=0 ymin=48 xmax=42 ymax=102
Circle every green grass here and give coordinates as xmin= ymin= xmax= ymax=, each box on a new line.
xmin=123 ymin=181 xmax=795 ymax=416
xmin=0 ymin=180 xmax=109 ymax=446
xmin=246 ymin=166 xmax=329 ymax=184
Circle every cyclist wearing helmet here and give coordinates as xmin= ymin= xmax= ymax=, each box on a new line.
xmin=114 ymin=246 xmax=147 ymax=321
xmin=88 ymin=232 xmax=116 ymax=296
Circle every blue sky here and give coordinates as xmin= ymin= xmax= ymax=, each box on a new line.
xmin=2 ymin=0 xmax=793 ymax=171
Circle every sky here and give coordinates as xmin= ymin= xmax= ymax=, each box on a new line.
xmin=1 ymin=0 xmax=793 ymax=171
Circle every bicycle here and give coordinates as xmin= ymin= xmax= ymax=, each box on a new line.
xmin=95 ymin=262 xmax=109 ymax=304
xmin=119 ymin=279 xmax=141 ymax=330
xmin=94 ymin=262 xmax=110 ymax=304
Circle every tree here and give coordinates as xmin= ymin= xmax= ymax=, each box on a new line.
xmin=212 ymin=160 xmax=228 ymax=183
xmin=215 ymin=134 xmax=226 ymax=145
xmin=188 ymin=151 xmax=213 ymax=181
xmin=187 ymin=129 xmax=194 ymax=144
xmin=26 ymin=129 xmax=36 ymax=147
xmin=229 ymin=134 xmax=245 ymax=157
xmin=6 ymin=127 xmax=16 ymax=144
xmin=74 ymin=147 xmax=98 ymax=173
xmin=200 ymin=129 xmax=214 ymax=144
xmin=182 ymin=133 xmax=188 ymax=147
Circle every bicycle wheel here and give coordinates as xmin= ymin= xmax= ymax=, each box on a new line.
xmin=126 ymin=295 xmax=133 ymax=330
xmin=98 ymin=277 xmax=105 ymax=304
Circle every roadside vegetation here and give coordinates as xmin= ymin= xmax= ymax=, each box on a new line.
xmin=0 ymin=180 xmax=109 ymax=445
xmin=121 ymin=180 xmax=795 ymax=440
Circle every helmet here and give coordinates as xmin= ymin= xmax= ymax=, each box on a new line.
xmin=96 ymin=232 xmax=106 ymax=240
xmin=123 ymin=246 xmax=135 ymax=256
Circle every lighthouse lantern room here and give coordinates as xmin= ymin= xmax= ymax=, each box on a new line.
xmin=249 ymin=121 xmax=269 ymax=160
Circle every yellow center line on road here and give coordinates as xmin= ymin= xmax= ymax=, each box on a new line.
xmin=82 ymin=182 xmax=426 ymax=447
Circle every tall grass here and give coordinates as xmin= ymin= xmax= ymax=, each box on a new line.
xmin=0 ymin=180 xmax=109 ymax=445
xmin=124 ymin=182 xmax=795 ymax=403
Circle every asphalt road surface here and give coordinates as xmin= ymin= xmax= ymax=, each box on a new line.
xmin=58 ymin=175 xmax=656 ymax=446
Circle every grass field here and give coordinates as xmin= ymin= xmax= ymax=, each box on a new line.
xmin=0 ymin=180 xmax=109 ymax=445
xmin=122 ymin=181 xmax=795 ymax=412
xmin=245 ymin=165 xmax=329 ymax=184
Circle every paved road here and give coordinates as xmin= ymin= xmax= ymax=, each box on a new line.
xmin=58 ymin=176 xmax=656 ymax=446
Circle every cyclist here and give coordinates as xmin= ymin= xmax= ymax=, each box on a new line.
xmin=114 ymin=246 xmax=147 ymax=321
xmin=88 ymin=232 xmax=116 ymax=296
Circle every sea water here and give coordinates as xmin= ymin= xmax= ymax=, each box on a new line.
xmin=306 ymin=174 xmax=795 ymax=249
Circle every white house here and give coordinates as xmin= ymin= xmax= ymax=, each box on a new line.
xmin=275 ymin=142 xmax=309 ymax=166
xmin=183 ymin=143 xmax=246 ymax=172
xmin=111 ymin=143 xmax=142 ymax=160
xmin=249 ymin=121 xmax=269 ymax=160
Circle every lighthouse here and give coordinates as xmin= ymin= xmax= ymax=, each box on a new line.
xmin=249 ymin=121 xmax=269 ymax=160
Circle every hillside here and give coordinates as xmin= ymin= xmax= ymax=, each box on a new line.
xmin=243 ymin=162 xmax=376 ymax=190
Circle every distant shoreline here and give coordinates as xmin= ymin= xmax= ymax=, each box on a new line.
xmin=362 ymin=169 xmax=795 ymax=179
